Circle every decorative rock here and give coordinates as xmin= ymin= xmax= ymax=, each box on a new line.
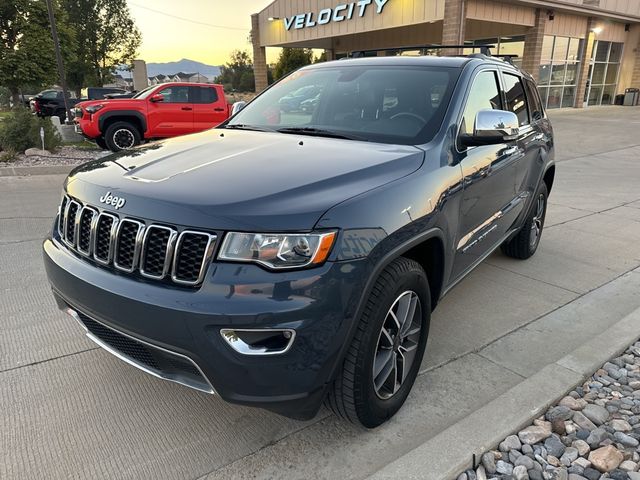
xmin=500 ymin=435 xmax=522 ymax=452
xmin=586 ymin=427 xmax=609 ymax=448
xmin=522 ymin=444 xmax=534 ymax=455
xmin=495 ymin=460 xmax=513 ymax=475
xmin=546 ymin=436 xmax=567 ymax=458
xmin=614 ymin=431 xmax=640 ymax=447
xmin=553 ymin=419 xmax=567 ymax=435
xmin=529 ymin=470 xmax=544 ymax=480
xmin=548 ymin=455 xmax=561 ymax=467
xmin=582 ymin=404 xmax=610 ymax=426
xmin=629 ymin=472 xmax=640 ymax=480
xmin=481 ymin=452 xmax=496 ymax=474
xmin=582 ymin=467 xmax=601 ymax=480
xmin=568 ymin=475 xmax=588 ymax=480
xmin=620 ymin=460 xmax=638 ymax=472
xmin=476 ymin=465 xmax=487 ymax=480
xmin=588 ymin=445 xmax=624 ymax=472
xmin=517 ymin=455 xmax=536 ymax=469
xmin=457 ymin=474 xmax=468 ymax=480
xmin=560 ymin=447 xmax=579 ymax=466
xmin=611 ymin=419 xmax=633 ymax=432
xmin=574 ymin=457 xmax=591 ymax=470
xmin=519 ymin=425 xmax=552 ymax=445
xmin=560 ymin=396 xmax=585 ymax=410
xmin=513 ymin=465 xmax=529 ymax=480
xmin=572 ymin=439 xmax=590 ymax=456
xmin=548 ymin=406 xmax=575 ymax=422
xmin=573 ymin=412 xmax=598 ymax=432
xmin=24 ymin=148 xmax=51 ymax=157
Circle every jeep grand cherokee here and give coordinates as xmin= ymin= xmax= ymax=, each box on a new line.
xmin=44 ymin=53 xmax=554 ymax=428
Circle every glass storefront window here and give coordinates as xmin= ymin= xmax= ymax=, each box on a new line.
xmin=594 ymin=42 xmax=609 ymax=61
xmin=588 ymin=86 xmax=603 ymax=106
xmin=538 ymin=35 xmax=583 ymax=109
xmin=601 ymin=85 xmax=616 ymax=105
xmin=592 ymin=63 xmax=606 ymax=84
xmin=609 ymin=43 xmax=623 ymax=63
xmin=586 ymin=41 xmax=623 ymax=107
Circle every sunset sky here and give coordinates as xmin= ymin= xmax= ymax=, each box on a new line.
xmin=126 ymin=0 xmax=276 ymax=66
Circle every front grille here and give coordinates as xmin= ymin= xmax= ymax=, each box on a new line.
xmin=75 ymin=310 xmax=210 ymax=392
xmin=56 ymin=195 xmax=216 ymax=286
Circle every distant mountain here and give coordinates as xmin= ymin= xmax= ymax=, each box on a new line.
xmin=145 ymin=59 xmax=222 ymax=80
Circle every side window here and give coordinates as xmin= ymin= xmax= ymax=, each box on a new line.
xmin=191 ymin=86 xmax=218 ymax=104
xmin=524 ymin=80 xmax=544 ymax=121
xmin=503 ymin=73 xmax=530 ymax=126
xmin=460 ymin=71 xmax=502 ymax=137
xmin=156 ymin=86 xmax=190 ymax=103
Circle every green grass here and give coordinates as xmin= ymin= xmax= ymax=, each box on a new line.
xmin=0 ymin=110 xmax=11 ymax=120
xmin=62 ymin=140 xmax=100 ymax=150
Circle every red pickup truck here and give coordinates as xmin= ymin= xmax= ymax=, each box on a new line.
xmin=74 ymin=82 xmax=231 ymax=151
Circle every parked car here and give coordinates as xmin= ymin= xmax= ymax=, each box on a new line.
xmin=33 ymin=89 xmax=79 ymax=122
xmin=81 ymin=87 xmax=128 ymax=100
xmin=300 ymin=92 xmax=321 ymax=113
xmin=278 ymin=85 xmax=321 ymax=112
xmin=44 ymin=53 xmax=554 ymax=428
xmin=104 ymin=91 xmax=137 ymax=99
xmin=73 ymin=82 xmax=231 ymax=151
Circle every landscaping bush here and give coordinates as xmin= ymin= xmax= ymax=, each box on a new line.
xmin=0 ymin=108 xmax=61 ymax=153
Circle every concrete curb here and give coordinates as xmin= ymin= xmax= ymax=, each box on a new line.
xmin=0 ymin=165 xmax=75 ymax=177
xmin=369 ymin=306 xmax=640 ymax=480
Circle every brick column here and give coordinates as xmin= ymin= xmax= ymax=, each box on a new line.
xmin=325 ymin=49 xmax=335 ymax=61
xmin=442 ymin=0 xmax=467 ymax=55
xmin=631 ymin=37 xmax=640 ymax=87
xmin=521 ymin=9 xmax=547 ymax=82
xmin=251 ymin=14 xmax=268 ymax=93
xmin=574 ymin=18 xmax=596 ymax=108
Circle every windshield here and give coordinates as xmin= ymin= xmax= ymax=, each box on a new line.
xmin=228 ymin=65 xmax=460 ymax=145
xmin=132 ymin=85 xmax=156 ymax=99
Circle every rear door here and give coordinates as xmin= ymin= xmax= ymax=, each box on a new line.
xmin=190 ymin=86 xmax=228 ymax=131
xmin=146 ymin=85 xmax=194 ymax=137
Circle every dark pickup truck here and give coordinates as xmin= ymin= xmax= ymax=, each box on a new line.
xmin=34 ymin=87 xmax=127 ymax=121
xmin=44 ymin=52 xmax=554 ymax=428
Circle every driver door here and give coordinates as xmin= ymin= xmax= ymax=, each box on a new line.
xmin=146 ymin=85 xmax=194 ymax=137
xmin=451 ymin=69 xmax=521 ymax=279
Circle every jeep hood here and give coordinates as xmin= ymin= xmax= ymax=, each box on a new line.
xmin=66 ymin=129 xmax=424 ymax=231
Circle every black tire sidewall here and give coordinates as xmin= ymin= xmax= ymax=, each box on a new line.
xmin=95 ymin=137 xmax=107 ymax=150
xmin=526 ymin=183 xmax=549 ymax=255
xmin=104 ymin=122 xmax=140 ymax=152
xmin=356 ymin=263 xmax=431 ymax=427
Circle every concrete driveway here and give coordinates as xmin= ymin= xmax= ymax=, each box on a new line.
xmin=2 ymin=106 xmax=640 ymax=480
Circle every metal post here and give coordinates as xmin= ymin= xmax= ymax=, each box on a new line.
xmin=45 ymin=0 xmax=72 ymax=124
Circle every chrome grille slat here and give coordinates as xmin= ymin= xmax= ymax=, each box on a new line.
xmin=56 ymin=196 xmax=214 ymax=286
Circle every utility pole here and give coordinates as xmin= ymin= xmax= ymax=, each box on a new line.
xmin=45 ymin=0 xmax=72 ymax=124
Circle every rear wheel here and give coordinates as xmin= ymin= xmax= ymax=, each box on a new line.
xmin=325 ymin=257 xmax=430 ymax=428
xmin=501 ymin=182 xmax=548 ymax=259
xmin=104 ymin=121 xmax=141 ymax=152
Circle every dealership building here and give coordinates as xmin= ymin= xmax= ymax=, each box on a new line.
xmin=250 ymin=0 xmax=640 ymax=109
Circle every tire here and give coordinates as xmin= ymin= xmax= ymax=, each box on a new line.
xmin=501 ymin=182 xmax=549 ymax=260
xmin=95 ymin=137 xmax=108 ymax=150
xmin=325 ymin=257 xmax=431 ymax=428
xmin=104 ymin=121 xmax=141 ymax=152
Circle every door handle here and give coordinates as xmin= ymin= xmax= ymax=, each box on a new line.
xmin=181 ymin=107 xmax=193 ymax=111
xmin=213 ymin=107 xmax=225 ymax=112
xmin=503 ymin=146 xmax=519 ymax=156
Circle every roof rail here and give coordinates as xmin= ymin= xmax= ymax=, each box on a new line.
xmin=348 ymin=44 xmax=496 ymax=58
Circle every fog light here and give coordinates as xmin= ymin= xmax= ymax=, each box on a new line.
xmin=220 ymin=329 xmax=296 ymax=355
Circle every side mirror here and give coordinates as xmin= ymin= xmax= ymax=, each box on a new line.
xmin=231 ymin=101 xmax=247 ymax=116
xmin=149 ymin=93 xmax=164 ymax=103
xmin=462 ymin=109 xmax=519 ymax=146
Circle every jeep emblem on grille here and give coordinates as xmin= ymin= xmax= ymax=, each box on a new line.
xmin=99 ymin=191 xmax=126 ymax=210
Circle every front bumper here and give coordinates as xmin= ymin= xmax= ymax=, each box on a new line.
xmin=43 ymin=236 xmax=369 ymax=419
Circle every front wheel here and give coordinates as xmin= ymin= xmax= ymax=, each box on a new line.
xmin=501 ymin=182 xmax=548 ymax=259
xmin=325 ymin=257 xmax=431 ymax=428
xmin=104 ymin=121 xmax=141 ymax=152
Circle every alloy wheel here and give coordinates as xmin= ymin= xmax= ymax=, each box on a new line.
xmin=529 ymin=193 xmax=545 ymax=249
xmin=113 ymin=128 xmax=135 ymax=150
xmin=372 ymin=290 xmax=422 ymax=400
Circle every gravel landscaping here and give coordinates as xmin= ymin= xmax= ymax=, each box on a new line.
xmin=0 ymin=145 xmax=109 ymax=168
xmin=457 ymin=340 xmax=640 ymax=480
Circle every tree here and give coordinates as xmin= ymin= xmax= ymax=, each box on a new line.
xmin=273 ymin=48 xmax=314 ymax=80
xmin=0 ymin=0 xmax=74 ymax=105
xmin=63 ymin=0 xmax=141 ymax=94
xmin=214 ymin=50 xmax=255 ymax=92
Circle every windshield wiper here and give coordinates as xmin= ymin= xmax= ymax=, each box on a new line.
xmin=277 ymin=127 xmax=368 ymax=141
xmin=223 ymin=124 xmax=275 ymax=132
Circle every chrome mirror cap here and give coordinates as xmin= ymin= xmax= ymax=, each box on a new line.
xmin=474 ymin=109 xmax=520 ymax=142
xmin=231 ymin=101 xmax=247 ymax=116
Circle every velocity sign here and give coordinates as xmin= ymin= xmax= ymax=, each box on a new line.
xmin=284 ymin=0 xmax=390 ymax=30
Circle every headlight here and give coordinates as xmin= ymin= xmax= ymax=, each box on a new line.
xmin=218 ymin=231 xmax=337 ymax=269
xmin=85 ymin=104 xmax=104 ymax=114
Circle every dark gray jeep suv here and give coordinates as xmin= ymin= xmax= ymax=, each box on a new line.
xmin=44 ymin=53 xmax=554 ymax=428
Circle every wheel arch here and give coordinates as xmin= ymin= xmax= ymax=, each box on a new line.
xmin=543 ymin=164 xmax=556 ymax=194
xmin=99 ymin=111 xmax=146 ymax=137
